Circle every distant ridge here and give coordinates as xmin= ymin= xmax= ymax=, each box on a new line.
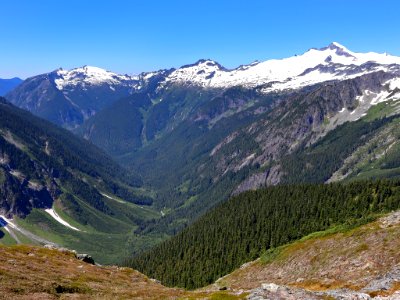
xmin=0 ymin=77 xmax=22 ymax=96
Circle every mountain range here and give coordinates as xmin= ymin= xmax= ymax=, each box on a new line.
xmin=2 ymin=42 xmax=400 ymax=298
xmin=4 ymin=42 xmax=400 ymax=234
xmin=7 ymin=42 xmax=400 ymax=128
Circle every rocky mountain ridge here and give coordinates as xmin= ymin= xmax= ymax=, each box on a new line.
xmin=6 ymin=42 xmax=400 ymax=129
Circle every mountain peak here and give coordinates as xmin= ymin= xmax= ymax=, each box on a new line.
xmin=328 ymin=41 xmax=347 ymax=50
xmin=315 ymin=42 xmax=355 ymax=58
xmin=53 ymin=65 xmax=137 ymax=91
xmin=180 ymin=59 xmax=225 ymax=70
xmin=72 ymin=65 xmax=110 ymax=74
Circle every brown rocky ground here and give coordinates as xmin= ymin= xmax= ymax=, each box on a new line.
xmin=0 ymin=245 xmax=246 ymax=299
xmin=3 ymin=212 xmax=400 ymax=299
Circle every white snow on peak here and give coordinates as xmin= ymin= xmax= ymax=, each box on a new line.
xmin=163 ymin=43 xmax=400 ymax=91
xmin=52 ymin=43 xmax=400 ymax=93
xmin=54 ymin=65 xmax=137 ymax=90
xmin=331 ymin=41 xmax=347 ymax=48
xmin=166 ymin=59 xmax=224 ymax=84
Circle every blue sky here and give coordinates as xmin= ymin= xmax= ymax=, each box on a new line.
xmin=1 ymin=0 xmax=400 ymax=78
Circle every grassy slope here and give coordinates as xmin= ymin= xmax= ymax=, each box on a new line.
xmin=0 ymin=245 xmax=248 ymax=299
xmin=10 ymin=193 xmax=162 ymax=265
xmin=2 ymin=211 xmax=400 ymax=299
xmin=214 ymin=211 xmax=400 ymax=298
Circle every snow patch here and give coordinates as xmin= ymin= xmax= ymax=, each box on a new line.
xmin=100 ymin=192 xmax=126 ymax=204
xmin=45 ymin=208 xmax=81 ymax=231
xmin=0 ymin=214 xmax=56 ymax=245
xmin=389 ymin=78 xmax=400 ymax=90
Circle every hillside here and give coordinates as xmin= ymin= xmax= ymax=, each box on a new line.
xmin=212 ymin=210 xmax=400 ymax=299
xmin=0 ymin=97 xmax=159 ymax=264
xmin=2 ymin=208 xmax=400 ymax=299
xmin=0 ymin=244 xmax=248 ymax=299
xmin=128 ymin=180 xmax=400 ymax=289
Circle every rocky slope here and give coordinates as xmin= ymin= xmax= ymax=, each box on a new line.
xmin=0 ymin=244 xmax=246 ymax=299
xmin=211 ymin=211 xmax=400 ymax=299
xmin=2 ymin=211 xmax=400 ymax=299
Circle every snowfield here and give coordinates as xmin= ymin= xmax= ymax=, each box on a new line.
xmin=163 ymin=42 xmax=400 ymax=91
xmin=45 ymin=208 xmax=81 ymax=231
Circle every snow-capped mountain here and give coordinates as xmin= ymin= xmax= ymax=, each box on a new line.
xmin=53 ymin=65 xmax=139 ymax=91
xmin=5 ymin=42 xmax=400 ymax=230
xmin=5 ymin=42 xmax=400 ymax=130
xmin=163 ymin=42 xmax=400 ymax=91
xmin=43 ymin=43 xmax=400 ymax=94
xmin=5 ymin=67 xmax=140 ymax=128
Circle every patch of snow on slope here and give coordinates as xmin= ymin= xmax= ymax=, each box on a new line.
xmin=100 ymin=192 xmax=126 ymax=204
xmin=370 ymin=90 xmax=391 ymax=105
xmin=45 ymin=208 xmax=81 ymax=231
xmin=0 ymin=214 xmax=56 ymax=245
xmin=389 ymin=78 xmax=400 ymax=90
xmin=325 ymin=80 xmax=398 ymax=135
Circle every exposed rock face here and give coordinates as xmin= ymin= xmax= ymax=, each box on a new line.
xmin=77 ymin=253 xmax=95 ymax=265
xmin=233 ymin=165 xmax=281 ymax=195
xmin=0 ymin=166 xmax=54 ymax=218
xmin=214 ymin=71 xmax=400 ymax=193
xmin=380 ymin=211 xmax=400 ymax=228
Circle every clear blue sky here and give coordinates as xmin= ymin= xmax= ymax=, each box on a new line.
xmin=1 ymin=0 xmax=399 ymax=78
